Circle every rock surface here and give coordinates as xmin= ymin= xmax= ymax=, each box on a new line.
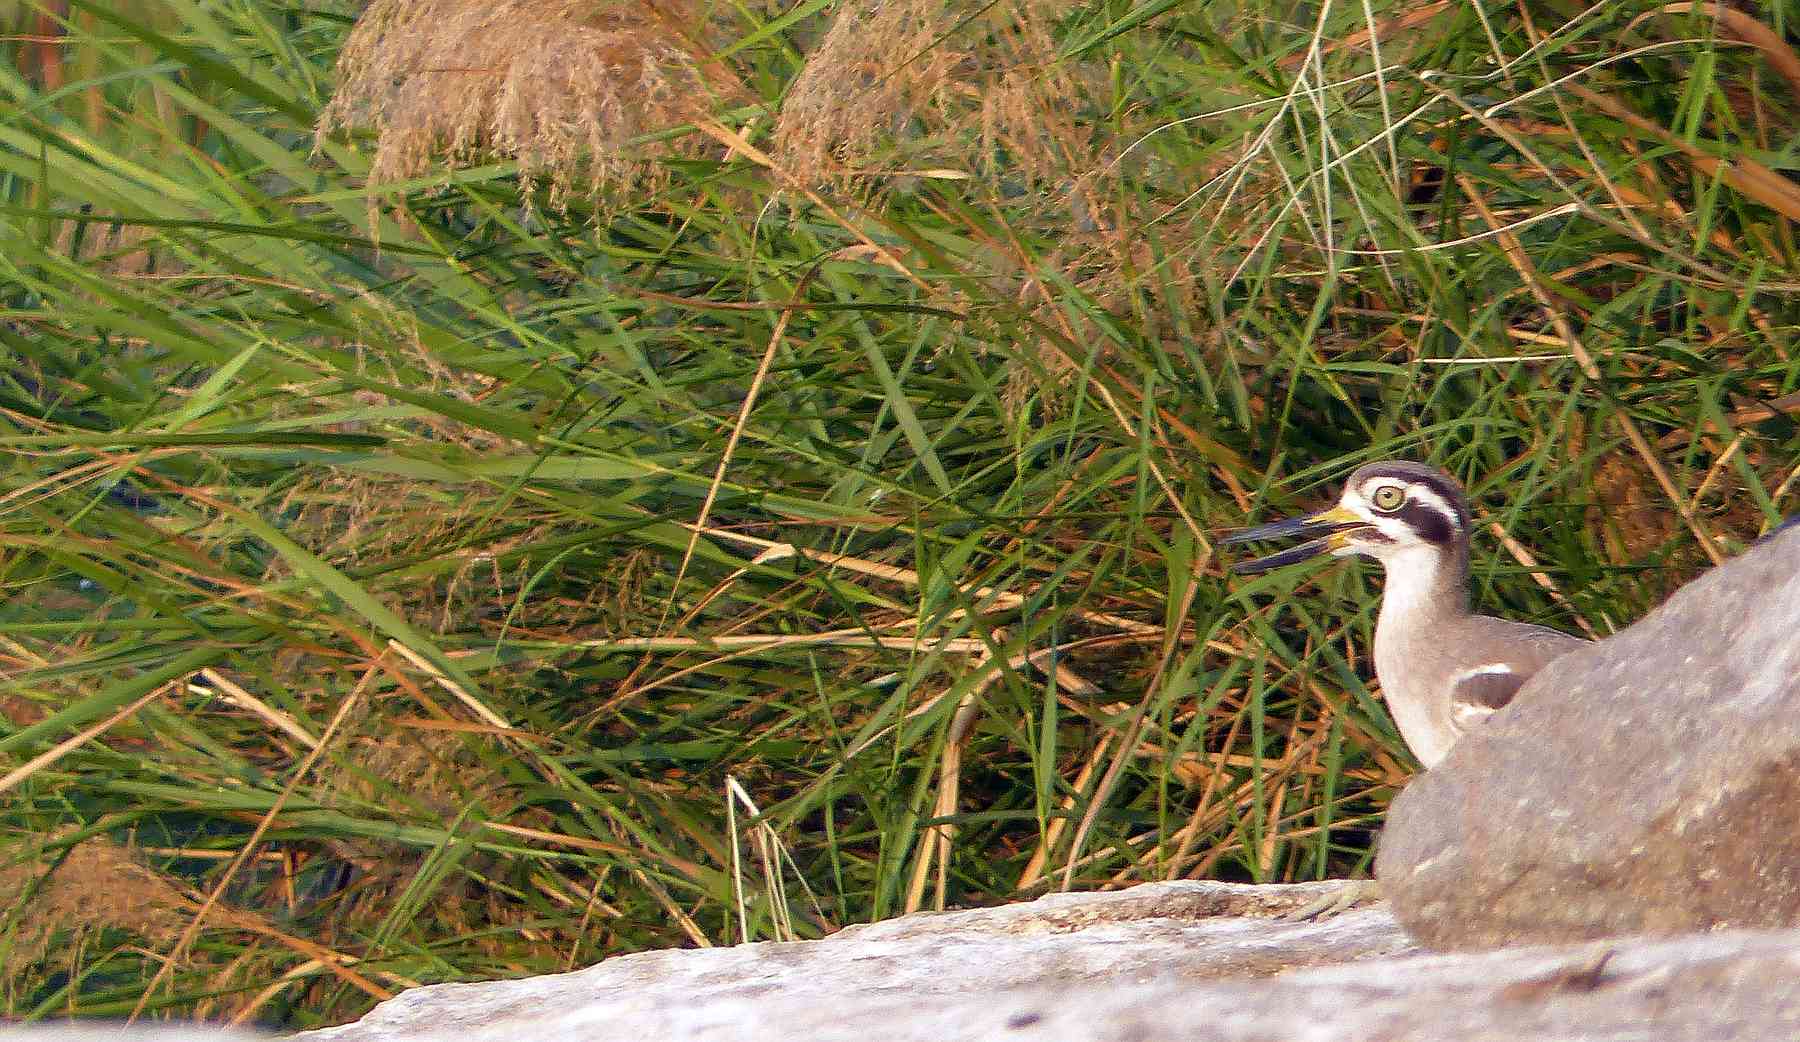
xmin=292 ymin=881 xmax=1410 ymax=1041
xmin=1377 ymin=524 xmax=1800 ymax=949
xmin=281 ymin=880 xmax=1800 ymax=1042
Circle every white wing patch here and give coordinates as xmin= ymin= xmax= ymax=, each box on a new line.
xmin=1448 ymin=663 xmax=1524 ymax=732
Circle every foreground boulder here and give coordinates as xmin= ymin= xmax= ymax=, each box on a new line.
xmin=292 ymin=881 xmax=1409 ymax=1041
xmin=280 ymin=881 xmax=1800 ymax=1041
xmin=1377 ymin=524 xmax=1800 ymax=949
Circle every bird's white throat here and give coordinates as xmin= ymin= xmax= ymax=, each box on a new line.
xmin=1376 ymin=545 xmax=1466 ymax=625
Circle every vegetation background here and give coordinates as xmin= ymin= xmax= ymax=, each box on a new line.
xmin=0 ymin=0 xmax=1795 ymax=1028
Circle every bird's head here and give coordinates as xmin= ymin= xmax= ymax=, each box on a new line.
xmin=1223 ymin=461 xmax=1471 ymax=574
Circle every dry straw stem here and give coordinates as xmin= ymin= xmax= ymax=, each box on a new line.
xmin=680 ymin=520 xmax=1162 ymax=635
xmin=664 ymin=256 xmax=832 ymax=639
xmin=774 ymin=0 xmax=1095 ymax=187
xmin=904 ymin=690 xmax=982 ymax=914
xmin=319 ymin=0 xmax=744 ymax=205
xmin=1657 ymin=390 xmax=1800 ymax=449
xmin=1484 ymin=520 xmax=1601 ymax=639
xmin=1572 ymin=85 xmax=1800 ymax=228
xmin=0 ymin=683 xmax=168 ymax=798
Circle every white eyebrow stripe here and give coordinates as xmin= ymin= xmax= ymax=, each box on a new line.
xmin=1454 ymin=663 xmax=1515 ymax=680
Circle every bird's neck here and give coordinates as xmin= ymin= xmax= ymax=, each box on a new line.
xmin=1375 ymin=544 xmax=1470 ymax=632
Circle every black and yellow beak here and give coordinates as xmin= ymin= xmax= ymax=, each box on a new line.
xmin=1220 ymin=505 xmax=1371 ymax=575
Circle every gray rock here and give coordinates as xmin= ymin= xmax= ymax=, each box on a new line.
xmin=291 ymin=881 xmax=1411 ymax=1041
xmin=279 ymin=881 xmax=1800 ymax=1041
xmin=1377 ymin=524 xmax=1800 ymax=949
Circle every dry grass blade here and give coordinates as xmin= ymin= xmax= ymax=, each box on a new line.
xmin=387 ymin=639 xmax=511 ymax=729
xmin=683 ymin=522 xmax=1162 ymax=635
xmin=724 ymin=777 xmax=827 ymax=942
xmin=594 ymin=629 xmax=990 ymax=653
xmin=1657 ymin=391 xmax=1800 ymax=448
xmin=198 ymin=668 xmax=320 ymax=750
xmin=1690 ymin=434 xmax=1746 ymax=512
xmin=199 ymin=902 xmax=395 ymax=1007
xmin=1017 ymin=731 xmax=1113 ymax=890
xmin=906 ymin=690 xmax=981 ymax=914
xmin=1057 ymin=580 xmax=1201 ymax=891
xmin=1485 ymin=522 xmax=1602 ymax=639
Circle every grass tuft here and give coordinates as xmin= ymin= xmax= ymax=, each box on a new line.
xmin=319 ymin=0 xmax=745 ymax=206
xmin=773 ymin=0 xmax=1095 ymax=189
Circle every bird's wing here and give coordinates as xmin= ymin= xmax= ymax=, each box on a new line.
xmin=1446 ymin=619 xmax=1588 ymax=731
xmin=1447 ymin=665 xmax=1527 ymax=730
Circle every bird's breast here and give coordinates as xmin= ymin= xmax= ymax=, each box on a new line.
xmin=1373 ymin=626 xmax=1458 ymax=769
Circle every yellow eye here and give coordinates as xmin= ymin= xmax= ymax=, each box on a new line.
xmin=1371 ymin=485 xmax=1405 ymax=511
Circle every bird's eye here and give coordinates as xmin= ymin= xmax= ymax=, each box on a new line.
xmin=1370 ymin=485 xmax=1406 ymax=511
